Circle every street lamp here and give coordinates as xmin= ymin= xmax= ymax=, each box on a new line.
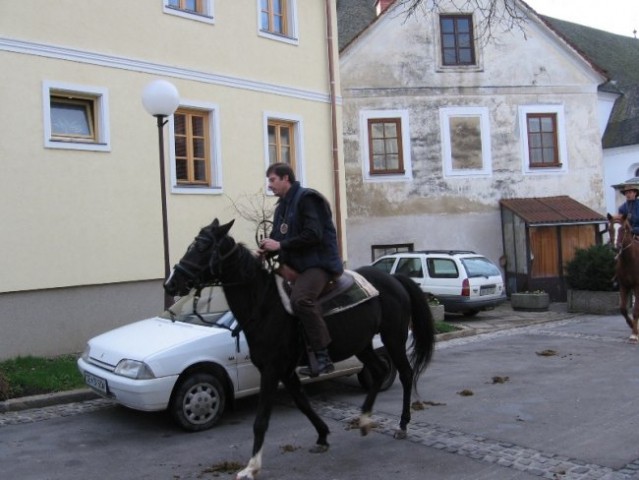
xmin=141 ymin=79 xmax=180 ymax=309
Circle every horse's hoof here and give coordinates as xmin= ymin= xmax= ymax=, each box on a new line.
xmin=394 ymin=429 xmax=407 ymax=440
xmin=629 ymin=335 xmax=638 ymax=344
xmin=309 ymin=444 xmax=329 ymax=454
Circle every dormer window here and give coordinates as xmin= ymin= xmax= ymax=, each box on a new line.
xmin=439 ymin=14 xmax=476 ymax=66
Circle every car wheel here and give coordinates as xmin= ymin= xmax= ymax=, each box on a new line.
xmin=170 ymin=372 xmax=226 ymax=432
xmin=462 ymin=309 xmax=480 ymax=317
xmin=357 ymin=347 xmax=397 ymax=392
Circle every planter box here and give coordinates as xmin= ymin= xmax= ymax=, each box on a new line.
xmin=429 ymin=304 xmax=445 ymax=322
xmin=567 ymin=289 xmax=619 ymax=315
xmin=511 ymin=293 xmax=550 ymax=312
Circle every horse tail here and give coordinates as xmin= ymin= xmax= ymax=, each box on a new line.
xmin=392 ymin=273 xmax=436 ymax=386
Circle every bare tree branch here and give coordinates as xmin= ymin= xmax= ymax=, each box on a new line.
xmin=395 ymin=0 xmax=530 ymax=44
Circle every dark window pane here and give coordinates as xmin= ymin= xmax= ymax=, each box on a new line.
xmin=192 ymin=116 xmax=204 ymax=136
xmin=176 ymin=159 xmax=188 ymax=180
xmin=194 ymin=160 xmax=206 ymax=181
xmin=175 ymin=137 xmax=187 ymax=157
xmin=193 ymin=138 xmax=205 ymax=158
xmin=174 ymin=114 xmax=186 ymax=135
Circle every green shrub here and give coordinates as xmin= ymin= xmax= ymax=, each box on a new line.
xmin=564 ymin=244 xmax=616 ymax=291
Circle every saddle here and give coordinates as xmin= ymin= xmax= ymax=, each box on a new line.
xmin=275 ymin=269 xmax=379 ymax=317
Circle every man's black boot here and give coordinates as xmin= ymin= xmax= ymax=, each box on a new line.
xmin=299 ymin=349 xmax=334 ymax=377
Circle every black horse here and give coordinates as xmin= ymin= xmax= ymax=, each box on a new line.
xmin=164 ymin=219 xmax=435 ymax=480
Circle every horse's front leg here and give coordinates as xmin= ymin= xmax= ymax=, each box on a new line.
xmin=619 ymin=288 xmax=634 ymax=334
xmin=281 ymin=371 xmax=330 ymax=452
xmin=235 ymin=372 xmax=279 ymax=480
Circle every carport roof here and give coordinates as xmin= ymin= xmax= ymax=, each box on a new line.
xmin=500 ymin=196 xmax=607 ymax=226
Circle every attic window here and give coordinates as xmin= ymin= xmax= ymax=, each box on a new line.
xmin=439 ymin=14 xmax=476 ymax=66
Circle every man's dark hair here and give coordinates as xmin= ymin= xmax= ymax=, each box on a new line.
xmin=266 ymin=162 xmax=296 ymax=183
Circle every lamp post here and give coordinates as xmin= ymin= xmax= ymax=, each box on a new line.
xmin=141 ymin=79 xmax=180 ymax=309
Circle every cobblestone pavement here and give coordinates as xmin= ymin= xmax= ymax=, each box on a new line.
xmin=3 ymin=305 xmax=638 ymax=479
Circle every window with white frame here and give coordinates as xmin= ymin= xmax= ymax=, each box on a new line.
xmin=43 ymin=81 xmax=110 ymax=152
xmin=518 ymin=105 xmax=567 ymax=174
xmin=163 ymin=0 xmax=214 ymax=23
xmin=264 ymin=112 xmax=303 ymax=182
xmin=257 ymin=0 xmax=298 ymax=44
xmin=359 ymin=110 xmax=412 ymax=182
xmin=168 ymin=102 xmax=222 ymax=194
xmin=439 ymin=107 xmax=491 ymax=176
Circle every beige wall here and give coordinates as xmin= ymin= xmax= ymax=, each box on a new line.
xmin=0 ymin=0 xmax=344 ymax=358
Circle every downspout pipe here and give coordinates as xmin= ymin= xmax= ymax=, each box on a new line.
xmin=325 ymin=0 xmax=344 ymax=258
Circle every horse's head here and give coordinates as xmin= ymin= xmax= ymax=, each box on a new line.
xmin=607 ymin=213 xmax=630 ymax=249
xmin=164 ymin=218 xmax=236 ymax=297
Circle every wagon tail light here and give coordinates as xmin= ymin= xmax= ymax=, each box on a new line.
xmin=461 ymin=278 xmax=470 ymax=297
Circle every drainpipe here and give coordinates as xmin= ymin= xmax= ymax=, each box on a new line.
xmin=325 ymin=0 xmax=344 ymax=258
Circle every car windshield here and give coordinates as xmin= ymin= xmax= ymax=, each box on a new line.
xmin=461 ymin=257 xmax=501 ymax=278
xmin=160 ymin=286 xmax=234 ymax=328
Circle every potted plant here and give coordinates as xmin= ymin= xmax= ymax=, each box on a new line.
xmin=510 ymin=290 xmax=549 ymax=312
xmin=564 ymin=244 xmax=618 ymax=314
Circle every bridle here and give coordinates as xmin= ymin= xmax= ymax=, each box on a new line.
xmin=614 ymin=220 xmax=639 ymax=257
xmin=172 ymin=227 xmax=240 ymax=290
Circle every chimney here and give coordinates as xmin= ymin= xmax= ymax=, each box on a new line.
xmin=375 ymin=0 xmax=393 ymax=16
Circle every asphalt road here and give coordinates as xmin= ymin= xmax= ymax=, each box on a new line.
xmin=2 ymin=310 xmax=639 ymax=479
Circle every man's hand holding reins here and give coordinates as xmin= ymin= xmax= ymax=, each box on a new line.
xmin=258 ymin=238 xmax=280 ymax=255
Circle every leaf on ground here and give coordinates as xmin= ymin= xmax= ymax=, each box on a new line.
xmin=491 ymin=376 xmax=510 ymax=384
xmin=280 ymin=444 xmax=300 ymax=453
xmin=536 ymin=349 xmax=558 ymax=356
xmin=458 ymin=389 xmax=474 ymax=396
xmin=411 ymin=400 xmax=446 ymax=410
xmin=201 ymin=461 xmax=243 ymax=475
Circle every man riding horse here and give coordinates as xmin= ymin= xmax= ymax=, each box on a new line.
xmin=616 ymin=183 xmax=639 ymax=248
xmin=257 ymin=162 xmax=342 ymax=377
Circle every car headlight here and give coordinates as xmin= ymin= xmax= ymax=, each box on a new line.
xmin=114 ymin=359 xmax=156 ymax=380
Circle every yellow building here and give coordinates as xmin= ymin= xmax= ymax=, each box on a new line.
xmin=0 ymin=0 xmax=344 ymax=359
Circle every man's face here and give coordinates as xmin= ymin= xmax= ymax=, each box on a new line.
xmin=267 ymin=173 xmax=290 ymax=198
xmin=625 ymin=190 xmax=638 ymax=200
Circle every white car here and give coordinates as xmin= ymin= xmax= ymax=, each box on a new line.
xmin=77 ymin=286 xmax=396 ymax=431
xmin=372 ymin=250 xmax=506 ymax=316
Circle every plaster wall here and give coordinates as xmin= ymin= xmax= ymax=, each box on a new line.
xmin=340 ymin=1 xmax=606 ymax=266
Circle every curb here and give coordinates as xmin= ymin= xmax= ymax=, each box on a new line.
xmin=0 ymin=388 xmax=98 ymax=413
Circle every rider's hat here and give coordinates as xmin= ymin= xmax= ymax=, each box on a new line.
xmin=619 ymin=184 xmax=639 ymax=195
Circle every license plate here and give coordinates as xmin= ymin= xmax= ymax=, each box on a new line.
xmin=480 ymin=285 xmax=496 ymax=296
xmin=85 ymin=372 xmax=108 ymax=394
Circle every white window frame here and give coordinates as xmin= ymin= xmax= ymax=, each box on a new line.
xmin=168 ymin=100 xmax=222 ymax=194
xmin=42 ymin=81 xmax=110 ymax=152
xmin=263 ymin=111 xmax=305 ymax=189
xmin=256 ymin=0 xmax=299 ymax=45
xmin=359 ymin=109 xmax=412 ymax=183
xmin=439 ymin=106 xmax=491 ymax=177
xmin=163 ymin=0 xmax=215 ymax=24
xmin=439 ymin=107 xmax=491 ymax=177
xmin=518 ymin=104 xmax=568 ymax=174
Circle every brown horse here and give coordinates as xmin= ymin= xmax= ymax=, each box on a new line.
xmin=607 ymin=213 xmax=639 ymax=342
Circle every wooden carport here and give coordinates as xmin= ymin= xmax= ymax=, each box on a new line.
xmin=500 ymin=196 xmax=607 ymax=302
